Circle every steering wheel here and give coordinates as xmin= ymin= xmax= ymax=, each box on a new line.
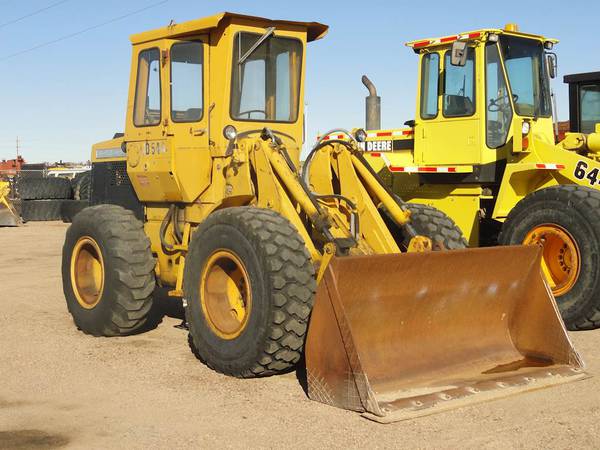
xmin=488 ymin=94 xmax=519 ymax=112
xmin=238 ymin=109 xmax=267 ymax=119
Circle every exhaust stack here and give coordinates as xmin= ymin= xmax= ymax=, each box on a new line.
xmin=362 ymin=75 xmax=381 ymax=130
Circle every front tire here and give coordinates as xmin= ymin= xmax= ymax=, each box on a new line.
xmin=62 ymin=204 xmax=155 ymax=336
xmin=499 ymin=185 xmax=600 ymax=330
xmin=184 ymin=207 xmax=316 ymax=377
xmin=402 ymin=203 xmax=468 ymax=250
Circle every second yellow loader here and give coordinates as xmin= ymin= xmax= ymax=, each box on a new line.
xmin=354 ymin=25 xmax=600 ymax=331
xmin=60 ymin=13 xmax=586 ymax=423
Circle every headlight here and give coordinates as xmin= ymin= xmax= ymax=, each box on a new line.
xmin=354 ymin=129 xmax=367 ymax=143
xmin=223 ymin=125 xmax=237 ymax=140
xmin=522 ymin=121 xmax=531 ymax=135
xmin=488 ymin=33 xmax=499 ymax=43
xmin=544 ymin=41 xmax=554 ymax=50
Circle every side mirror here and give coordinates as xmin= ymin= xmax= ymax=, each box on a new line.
xmin=546 ymin=53 xmax=557 ymax=79
xmin=450 ymin=41 xmax=468 ymax=66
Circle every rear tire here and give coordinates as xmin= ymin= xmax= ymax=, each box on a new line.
xmin=184 ymin=207 xmax=316 ymax=377
xmin=402 ymin=203 xmax=468 ymax=250
xmin=62 ymin=204 xmax=155 ymax=336
xmin=499 ymin=185 xmax=600 ymax=330
xmin=19 ymin=177 xmax=72 ymax=200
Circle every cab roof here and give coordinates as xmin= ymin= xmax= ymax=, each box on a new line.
xmin=130 ymin=12 xmax=329 ymax=45
xmin=405 ymin=27 xmax=558 ymax=50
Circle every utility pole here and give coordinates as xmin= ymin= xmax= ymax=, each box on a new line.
xmin=16 ymin=136 xmax=19 ymax=158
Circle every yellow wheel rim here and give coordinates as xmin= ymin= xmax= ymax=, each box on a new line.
xmin=200 ymin=250 xmax=252 ymax=340
xmin=70 ymin=236 xmax=105 ymax=309
xmin=523 ymin=224 xmax=581 ymax=296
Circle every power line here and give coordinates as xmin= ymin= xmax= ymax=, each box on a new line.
xmin=1 ymin=0 xmax=169 ymax=62
xmin=0 ymin=0 xmax=70 ymax=29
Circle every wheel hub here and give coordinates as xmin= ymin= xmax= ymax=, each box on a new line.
xmin=523 ymin=224 xmax=581 ymax=296
xmin=200 ymin=250 xmax=252 ymax=340
xmin=70 ymin=236 xmax=105 ymax=309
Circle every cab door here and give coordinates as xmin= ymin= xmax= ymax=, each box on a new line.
xmin=416 ymin=47 xmax=481 ymax=165
xmin=125 ymin=41 xmax=178 ymax=202
xmin=164 ymin=37 xmax=211 ymax=203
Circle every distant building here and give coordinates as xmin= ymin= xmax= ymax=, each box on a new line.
xmin=0 ymin=156 xmax=25 ymax=176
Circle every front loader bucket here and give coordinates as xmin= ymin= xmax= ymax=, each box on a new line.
xmin=305 ymin=246 xmax=587 ymax=423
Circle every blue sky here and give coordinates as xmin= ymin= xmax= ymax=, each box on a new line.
xmin=0 ymin=0 xmax=598 ymax=162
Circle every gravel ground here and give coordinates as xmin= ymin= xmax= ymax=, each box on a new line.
xmin=1 ymin=222 xmax=599 ymax=449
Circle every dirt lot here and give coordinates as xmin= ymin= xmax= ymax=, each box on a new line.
xmin=1 ymin=222 xmax=599 ymax=449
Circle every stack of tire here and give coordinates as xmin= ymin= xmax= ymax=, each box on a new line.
xmin=20 ymin=177 xmax=72 ymax=221
xmin=63 ymin=172 xmax=91 ymax=222
xmin=19 ymin=172 xmax=90 ymax=223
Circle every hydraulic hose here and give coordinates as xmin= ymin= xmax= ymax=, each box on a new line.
xmin=160 ymin=205 xmax=184 ymax=253
xmin=172 ymin=205 xmax=183 ymax=243
xmin=303 ymin=129 xmax=419 ymax=240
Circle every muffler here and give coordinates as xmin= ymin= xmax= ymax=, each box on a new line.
xmin=362 ymin=75 xmax=380 ymax=131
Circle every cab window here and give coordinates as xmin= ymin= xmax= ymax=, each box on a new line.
xmin=420 ymin=53 xmax=440 ymax=119
xmin=580 ymin=84 xmax=600 ymax=134
xmin=133 ymin=48 xmax=161 ymax=127
xmin=171 ymin=41 xmax=203 ymax=123
xmin=231 ymin=32 xmax=302 ymax=122
xmin=500 ymin=36 xmax=551 ymax=117
xmin=443 ymin=48 xmax=475 ymax=117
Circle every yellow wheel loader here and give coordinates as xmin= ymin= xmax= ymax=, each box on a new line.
xmin=0 ymin=180 xmax=21 ymax=226
xmin=61 ymin=13 xmax=585 ymax=422
xmin=357 ymin=25 xmax=600 ymax=331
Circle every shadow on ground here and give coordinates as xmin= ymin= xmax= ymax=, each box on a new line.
xmin=146 ymin=286 xmax=311 ymax=397
xmin=0 ymin=430 xmax=69 ymax=449
xmin=138 ymin=286 xmax=186 ymax=334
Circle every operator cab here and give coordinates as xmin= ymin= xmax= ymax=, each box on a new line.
xmin=91 ymin=12 xmax=327 ymax=211
xmin=407 ymin=24 xmax=558 ymax=167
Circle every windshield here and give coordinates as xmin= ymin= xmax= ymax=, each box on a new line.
xmin=231 ymin=32 xmax=303 ymax=122
xmin=499 ymin=36 xmax=551 ymax=117
xmin=580 ymin=84 xmax=600 ymax=133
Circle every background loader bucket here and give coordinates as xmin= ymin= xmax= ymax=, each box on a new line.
xmin=0 ymin=202 xmax=21 ymax=227
xmin=305 ymin=246 xmax=587 ymax=423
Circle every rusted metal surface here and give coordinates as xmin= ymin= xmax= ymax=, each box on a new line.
xmin=305 ymin=245 xmax=587 ymax=422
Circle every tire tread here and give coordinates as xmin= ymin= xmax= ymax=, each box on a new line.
xmin=20 ymin=177 xmax=72 ymax=200
xmin=498 ymin=185 xmax=600 ymax=330
xmin=404 ymin=203 xmax=468 ymax=250
xmin=185 ymin=207 xmax=316 ymax=377
xmin=63 ymin=204 xmax=155 ymax=336
xmin=21 ymin=199 xmax=63 ymax=221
